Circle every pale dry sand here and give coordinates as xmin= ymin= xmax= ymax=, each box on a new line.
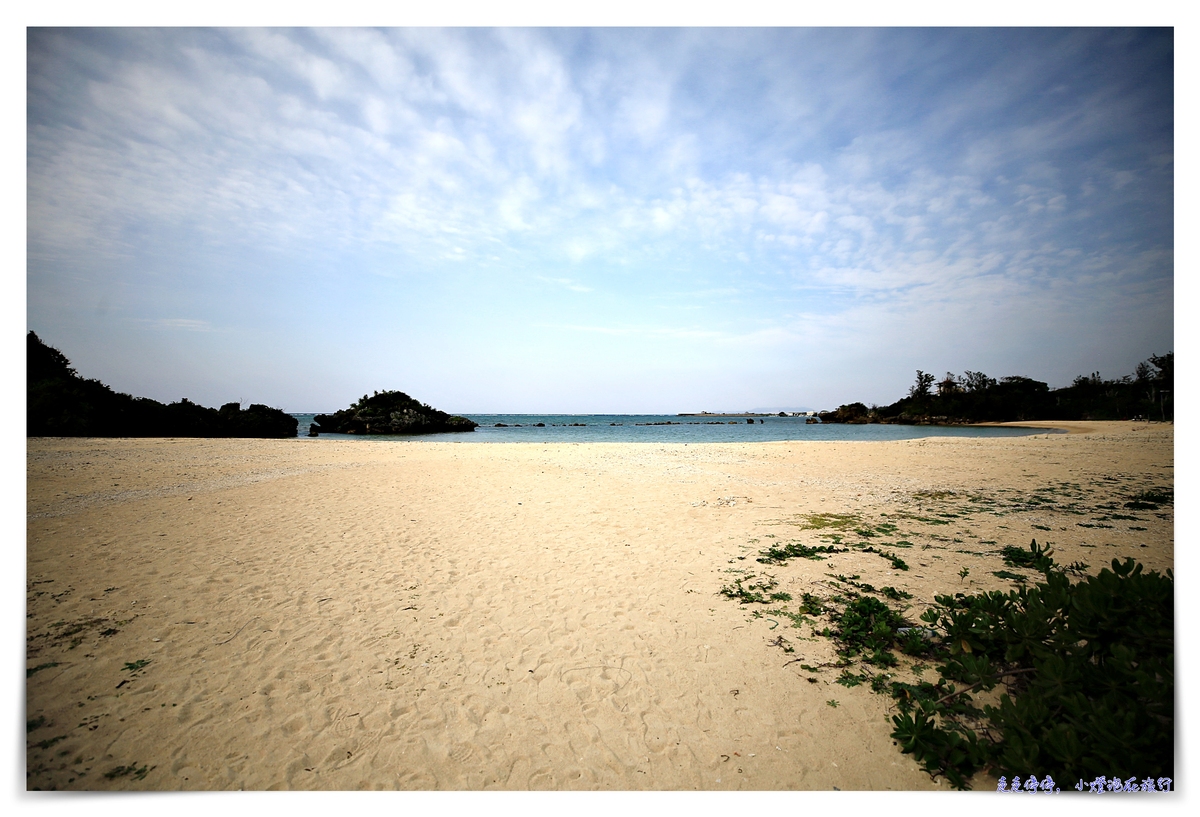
xmin=25 ymin=421 xmax=1173 ymax=791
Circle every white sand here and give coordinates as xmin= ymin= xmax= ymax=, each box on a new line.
xmin=25 ymin=421 xmax=1173 ymax=790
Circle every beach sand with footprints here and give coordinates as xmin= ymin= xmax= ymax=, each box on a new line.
xmin=25 ymin=421 xmax=1173 ymax=790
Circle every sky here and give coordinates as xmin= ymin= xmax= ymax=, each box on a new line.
xmin=25 ymin=27 xmax=1174 ymax=414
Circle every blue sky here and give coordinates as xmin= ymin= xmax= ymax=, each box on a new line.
xmin=26 ymin=27 xmax=1173 ymax=414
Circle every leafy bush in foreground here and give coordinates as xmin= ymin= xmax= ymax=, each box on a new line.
xmin=891 ymin=543 xmax=1173 ymax=789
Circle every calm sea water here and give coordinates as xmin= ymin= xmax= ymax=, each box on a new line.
xmin=289 ymin=413 xmax=1060 ymax=443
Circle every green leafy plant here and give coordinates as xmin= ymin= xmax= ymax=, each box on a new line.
xmin=1000 ymin=539 xmax=1056 ymax=571
xmin=891 ymin=555 xmax=1173 ymax=789
xmin=836 ymin=670 xmax=867 ymax=687
xmin=834 ymin=596 xmax=905 ymax=660
xmin=862 ymin=546 xmax=910 ymax=570
xmin=799 ymin=593 xmax=826 ymax=616
xmin=719 ymin=574 xmax=791 ymax=604
xmin=756 ymin=542 xmax=847 ymax=564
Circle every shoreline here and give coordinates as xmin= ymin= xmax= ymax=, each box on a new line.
xmin=26 ymin=421 xmax=1173 ymax=790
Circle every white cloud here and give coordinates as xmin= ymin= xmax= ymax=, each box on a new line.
xmin=149 ymin=319 xmax=212 ymax=331
xmin=26 ymin=28 xmax=1173 ymax=411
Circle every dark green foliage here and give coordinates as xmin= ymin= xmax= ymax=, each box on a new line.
xmin=817 ymin=402 xmax=871 ymax=423
xmin=32 ymin=735 xmax=67 ymax=751
xmin=104 ymin=763 xmax=152 ymax=781
xmin=829 ymin=352 xmax=1173 ymax=423
xmin=26 ymin=662 xmax=60 ymax=678
xmin=890 ymin=556 xmax=1173 ymax=789
xmin=312 ymin=390 xmax=477 ymax=435
xmin=216 ymin=402 xmax=299 ymax=438
xmin=799 ymin=593 xmax=826 ymax=616
xmin=862 ymin=546 xmax=909 ymax=570
xmin=899 ymin=628 xmax=931 ymax=656
xmin=1000 ymin=539 xmax=1055 ymax=571
xmin=834 ymin=596 xmax=905 ymax=659
xmin=891 ymin=704 xmax=987 ymax=790
xmin=756 ymin=542 xmax=847 ymax=564
xmin=910 ymin=370 xmax=936 ymax=399
xmin=719 ymin=574 xmax=791 ymax=604
xmin=1124 ymin=487 xmax=1172 ymax=510
xmin=836 ymin=670 xmax=867 ymax=687
xmin=27 ymin=332 xmax=298 ymax=438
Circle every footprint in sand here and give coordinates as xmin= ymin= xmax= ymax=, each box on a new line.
xmin=321 ymin=707 xmax=382 ymax=770
xmin=448 ymin=744 xmax=475 ymax=763
xmin=560 ymin=665 xmax=634 ymax=703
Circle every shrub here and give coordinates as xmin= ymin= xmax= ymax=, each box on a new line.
xmin=891 ymin=554 xmax=1173 ymax=789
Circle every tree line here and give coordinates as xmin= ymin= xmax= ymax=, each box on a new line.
xmin=818 ymin=353 xmax=1173 ymax=424
xmin=27 ymin=331 xmax=298 ymax=438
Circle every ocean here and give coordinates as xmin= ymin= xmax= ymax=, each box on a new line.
xmin=288 ymin=413 xmax=1061 ymax=443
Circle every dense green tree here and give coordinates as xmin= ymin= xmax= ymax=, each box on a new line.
xmin=823 ymin=353 xmax=1173 ymax=425
xmin=27 ymin=331 xmax=297 ymax=438
xmin=909 ymin=370 xmax=935 ymax=399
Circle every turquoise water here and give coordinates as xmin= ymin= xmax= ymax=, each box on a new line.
xmin=289 ymin=413 xmax=1061 ymax=443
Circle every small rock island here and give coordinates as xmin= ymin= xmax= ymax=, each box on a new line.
xmin=312 ymin=390 xmax=478 ymax=436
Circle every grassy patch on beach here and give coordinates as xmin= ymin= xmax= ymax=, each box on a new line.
xmin=103 ymin=763 xmax=153 ymax=781
xmin=899 ymin=481 xmax=1165 ymax=529
xmin=26 ymin=662 xmax=61 ymax=678
xmin=898 ymin=513 xmax=952 ymax=526
xmin=26 ymin=615 xmax=128 ymax=658
xmin=1124 ymin=487 xmax=1172 ymax=510
xmin=795 ymin=512 xmax=863 ymax=530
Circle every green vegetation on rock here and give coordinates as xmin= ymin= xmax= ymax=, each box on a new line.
xmin=312 ymin=390 xmax=477 ymax=436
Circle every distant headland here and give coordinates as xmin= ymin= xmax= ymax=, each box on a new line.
xmin=27 ymin=332 xmax=481 ymax=440
xmin=27 ymin=331 xmax=298 ymax=438
xmin=811 ymin=358 xmax=1173 ymax=425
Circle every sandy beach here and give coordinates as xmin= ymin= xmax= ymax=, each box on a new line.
xmin=25 ymin=421 xmax=1173 ymax=791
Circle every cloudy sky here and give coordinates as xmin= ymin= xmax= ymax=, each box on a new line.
xmin=26 ymin=27 xmax=1173 ymax=414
